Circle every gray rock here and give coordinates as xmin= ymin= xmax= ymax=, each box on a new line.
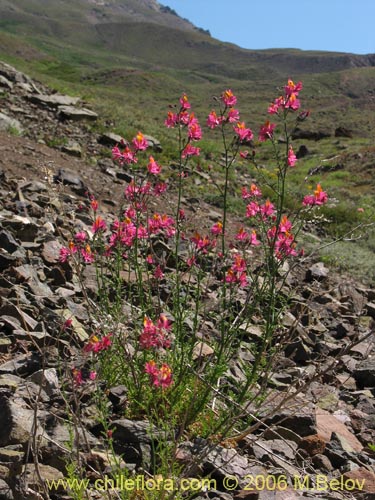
xmin=58 ymin=105 xmax=98 ymax=121
xmin=0 ymin=394 xmax=45 ymax=447
xmin=0 ymin=76 xmax=13 ymax=90
xmin=53 ymin=168 xmax=87 ymax=193
xmin=98 ymin=132 xmax=126 ymax=147
xmin=29 ymin=368 xmax=59 ymax=397
xmin=61 ymin=141 xmax=82 ymax=157
xmin=0 ymin=478 xmax=13 ymax=500
xmin=0 ymin=352 xmax=41 ymax=377
xmin=0 ymin=113 xmax=23 ymax=135
xmin=27 ymin=93 xmax=80 ymax=108
xmin=144 ymin=134 xmax=162 ymax=152
xmin=306 ymin=262 xmax=329 ymax=281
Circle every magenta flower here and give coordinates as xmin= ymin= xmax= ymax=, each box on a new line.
xmin=260 ymin=200 xmax=276 ymax=218
xmin=242 ymin=184 xmax=262 ymax=199
xmin=246 ymin=201 xmax=260 ymax=218
xmin=221 ymin=89 xmax=237 ymax=107
xmin=303 ymin=184 xmax=328 ymax=206
xmin=259 ymin=121 xmax=276 ymax=142
xmin=112 ymin=145 xmax=137 ymax=165
xmin=234 ymin=122 xmax=253 ymax=142
xmin=165 ymin=111 xmax=178 ymax=128
xmin=92 ymin=216 xmax=107 ymax=233
xmin=182 ymin=144 xmax=200 ymax=158
xmin=179 ymin=93 xmax=191 ymax=110
xmin=250 ymin=230 xmax=260 ymax=246
xmin=210 ymin=222 xmax=223 ymax=235
xmin=284 ymin=79 xmax=303 ymax=97
xmin=132 ymin=132 xmax=148 ymax=151
xmin=147 ymin=156 xmax=162 ymax=175
xmin=207 ymin=110 xmax=221 ymax=129
xmin=72 ymin=368 xmax=83 ymax=386
xmin=285 ymin=93 xmax=301 ymax=111
xmin=145 ymin=360 xmax=173 ymax=388
xmin=227 ymin=107 xmax=240 ymax=123
xmin=235 ymin=227 xmax=249 ymax=242
xmin=287 ymin=146 xmax=297 ymax=167
xmin=188 ymin=121 xmax=202 ymax=141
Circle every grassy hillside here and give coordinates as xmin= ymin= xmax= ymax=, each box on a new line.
xmin=0 ymin=0 xmax=374 ymax=282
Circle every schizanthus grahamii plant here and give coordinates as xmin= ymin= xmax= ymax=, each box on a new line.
xmin=60 ymin=79 xmax=328 ymax=436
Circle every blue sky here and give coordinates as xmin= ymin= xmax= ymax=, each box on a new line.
xmin=160 ymin=0 xmax=375 ymax=54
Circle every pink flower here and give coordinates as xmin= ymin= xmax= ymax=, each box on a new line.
xmin=182 ymin=144 xmax=200 ymax=158
xmin=207 ymin=110 xmax=221 ymax=129
xmin=63 ymin=318 xmax=73 ymax=330
xmin=84 ymin=333 xmax=112 ymax=353
xmin=90 ymin=198 xmax=99 ymax=212
xmin=210 ymin=221 xmax=223 ymax=235
xmin=89 ymin=371 xmax=97 ymax=381
xmin=235 ymin=227 xmax=249 ymax=242
xmin=260 ymin=200 xmax=275 ymax=218
xmin=259 ymin=121 xmax=276 ymax=142
xmin=145 ymin=361 xmax=173 ymax=389
xmin=249 ymin=230 xmax=260 ymax=246
xmin=279 ymin=215 xmax=292 ymax=233
xmin=191 ymin=233 xmax=212 ymax=253
xmin=187 ymin=256 xmax=196 ymax=267
xmin=92 ymin=216 xmax=107 ymax=233
xmin=72 ymin=368 xmax=83 ymax=386
xmin=274 ymin=232 xmax=298 ymax=259
xmin=80 ymin=244 xmax=94 ymax=263
xmin=240 ymin=150 xmax=249 ymax=159
xmin=180 ymin=93 xmax=191 ymax=110
xmin=221 ymin=89 xmax=237 ymax=107
xmin=285 ymin=93 xmax=300 ymax=111
xmin=154 ymin=265 xmax=164 ymax=280
xmin=246 ymin=201 xmax=260 ymax=217
xmin=147 ymin=156 xmax=161 ymax=175
xmin=188 ymin=121 xmax=202 ymax=141
xmin=232 ymin=255 xmax=246 ymax=273
xmin=74 ymin=231 xmax=87 ymax=242
xmin=287 ymin=146 xmax=297 ymax=167
xmin=303 ymin=184 xmax=328 ymax=206
xmin=112 ymin=145 xmax=137 ymax=165
xmin=268 ymin=96 xmax=284 ymax=115
xmin=132 ymin=132 xmax=148 ymax=151
xmin=154 ymin=182 xmax=168 ymax=196
xmin=242 ymin=184 xmax=262 ymax=199
xmin=140 ymin=316 xmax=171 ymax=350
xmin=234 ymin=122 xmax=253 ymax=142
xmin=227 ymin=107 xmax=240 ymax=123
xmin=284 ymin=79 xmax=303 ymax=97
xmin=59 ymin=246 xmax=72 ymax=262
xmin=165 ymin=111 xmax=178 ymax=128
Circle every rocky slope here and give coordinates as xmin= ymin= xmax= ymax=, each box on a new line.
xmin=0 ymin=62 xmax=375 ymax=500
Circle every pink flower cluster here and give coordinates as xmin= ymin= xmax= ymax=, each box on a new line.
xmin=190 ymin=232 xmax=216 ymax=254
xmin=225 ymin=255 xmax=248 ymax=287
xmin=268 ymin=79 xmax=303 ymax=114
xmin=145 ymin=360 xmax=173 ymax=389
xmin=207 ymin=89 xmax=253 ymax=144
xmin=72 ymin=368 xmax=97 ymax=386
xmin=165 ymin=94 xmax=202 ymax=158
xmin=84 ymin=333 xmax=112 ymax=353
xmin=303 ymin=184 xmax=328 ymax=206
xmin=267 ymin=215 xmax=298 ymax=260
xmin=59 ymin=233 xmax=94 ymax=264
xmin=140 ymin=315 xmax=172 ymax=350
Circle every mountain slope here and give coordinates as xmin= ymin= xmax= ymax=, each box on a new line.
xmin=0 ymin=0 xmax=374 ymax=79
